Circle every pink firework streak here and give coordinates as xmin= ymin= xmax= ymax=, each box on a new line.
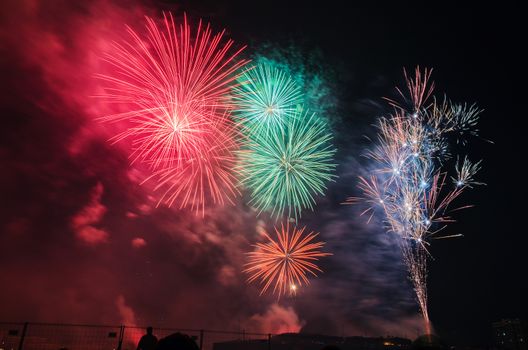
xmin=97 ymin=12 xmax=249 ymax=212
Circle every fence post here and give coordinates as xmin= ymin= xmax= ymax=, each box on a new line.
xmin=117 ymin=325 xmax=125 ymax=350
xmin=199 ymin=329 xmax=204 ymax=350
xmin=17 ymin=322 xmax=28 ymax=350
xmin=267 ymin=333 xmax=271 ymax=350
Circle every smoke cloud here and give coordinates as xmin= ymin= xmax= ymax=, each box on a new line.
xmin=0 ymin=0 xmax=422 ymax=338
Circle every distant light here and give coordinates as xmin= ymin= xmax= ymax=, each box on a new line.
xmin=425 ymin=219 xmax=431 ymax=225
xmin=457 ymin=180 xmax=464 ymax=187
xmin=379 ymin=199 xmax=384 ymax=204
xmin=412 ymin=113 xmax=418 ymax=119
xmin=417 ymin=238 xmax=422 ymax=243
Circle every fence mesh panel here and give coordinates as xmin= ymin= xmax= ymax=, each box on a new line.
xmin=206 ymin=330 xmax=269 ymax=350
xmin=1 ymin=322 xmax=413 ymax=350
xmin=0 ymin=323 xmax=271 ymax=350
xmin=0 ymin=323 xmax=24 ymax=350
xmin=121 ymin=327 xmax=202 ymax=350
xmin=21 ymin=323 xmax=121 ymax=350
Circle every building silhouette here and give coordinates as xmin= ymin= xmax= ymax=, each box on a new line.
xmin=411 ymin=334 xmax=447 ymax=350
xmin=493 ymin=319 xmax=527 ymax=350
xmin=213 ymin=333 xmax=411 ymax=350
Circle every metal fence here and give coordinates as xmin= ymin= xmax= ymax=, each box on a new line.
xmin=0 ymin=322 xmax=272 ymax=350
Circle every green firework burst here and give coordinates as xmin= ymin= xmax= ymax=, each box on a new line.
xmin=233 ymin=65 xmax=304 ymax=136
xmin=238 ymin=109 xmax=336 ymax=219
xmin=251 ymin=43 xmax=338 ymax=126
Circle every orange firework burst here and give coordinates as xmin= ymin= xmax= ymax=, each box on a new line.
xmin=244 ymin=223 xmax=332 ymax=298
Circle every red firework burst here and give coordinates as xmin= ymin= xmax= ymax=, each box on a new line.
xmin=97 ymin=12 xmax=248 ymax=211
xmin=244 ymin=223 xmax=332 ymax=298
xmin=147 ymin=115 xmax=240 ymax=212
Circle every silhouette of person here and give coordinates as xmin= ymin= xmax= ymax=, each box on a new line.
xmin=136 ymin=327 xmax=158 ymax=350
xmin=155 ymin=333 xmax=199 ymax=350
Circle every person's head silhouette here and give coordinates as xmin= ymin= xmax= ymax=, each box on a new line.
xmin=146 ymin=327 xmax=153 ymax=335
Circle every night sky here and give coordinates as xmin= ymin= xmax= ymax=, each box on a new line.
xmin=0 ymin=0 xmax=524 ymax=346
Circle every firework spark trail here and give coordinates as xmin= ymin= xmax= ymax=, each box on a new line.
xmin=97 ymin=12 xmax=249 ymax=212
xmin=232 ymin=64 xmax=304 ymax=136
xmin=238 ymin=109 xmax=337 ymax=220
xmin=347 ymin=67 xmax=484 ymax=326
xmin=144 ymin=114 xmax=241 ymax=212
xmin=244 ymin=222 xmax=332 ymax=298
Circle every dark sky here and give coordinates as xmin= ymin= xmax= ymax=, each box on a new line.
xmin=0 ymin=0 xmax=525 ymax=346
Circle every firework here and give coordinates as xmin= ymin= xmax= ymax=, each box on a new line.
xmin=145 ymin=118 xmax=240 ymax=212
xmin=244 ymin=222 xmax=332 ymax=298
xmin=97 ymin=12 xmax=248 ymax=211
xmin=251 ymin=44 xmax=338 ymax=122
xmin=238 ymin=109 xmax=336 ymax=220
xmin=232 ymin=64 xmax=303 ymax=136
xmin=347 ymin=67 xmax=484 ymax=325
